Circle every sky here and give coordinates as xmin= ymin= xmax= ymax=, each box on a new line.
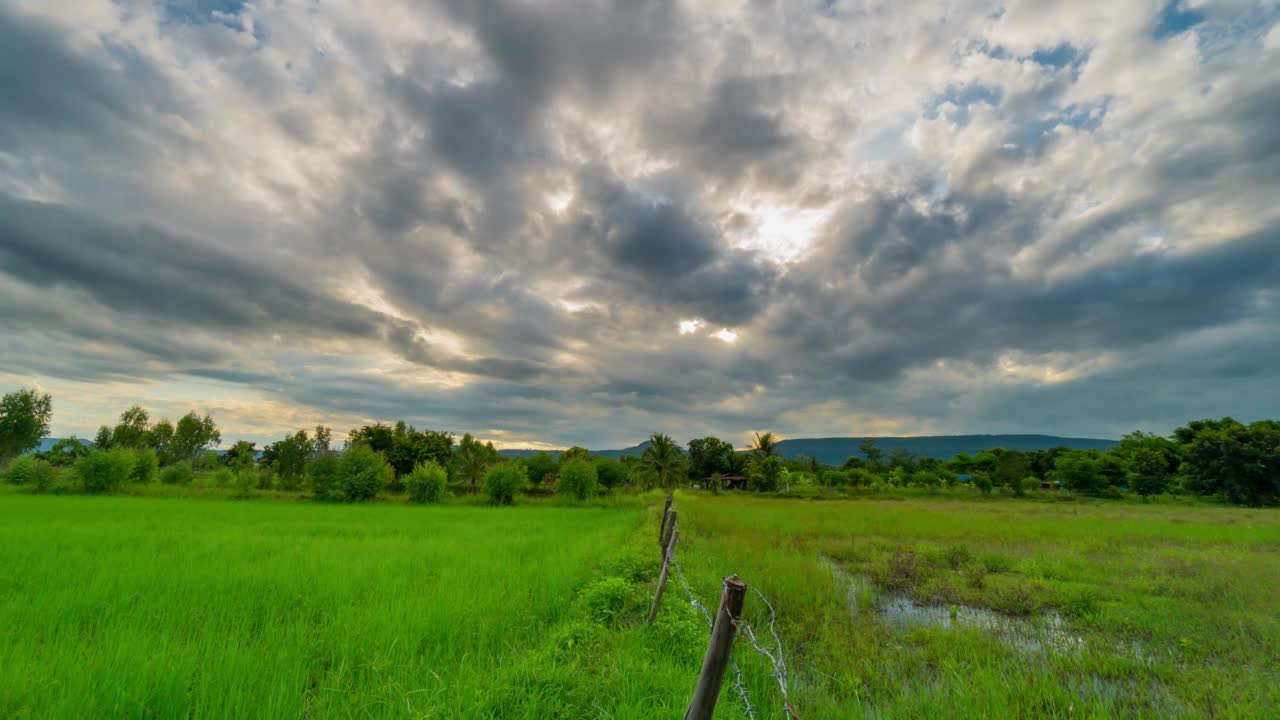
xmin=1 ymin=0 xmax=1278 ymax=450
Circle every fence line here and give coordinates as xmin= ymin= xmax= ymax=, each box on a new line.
xmin=657 ymin=496 xmax=799 ymax=720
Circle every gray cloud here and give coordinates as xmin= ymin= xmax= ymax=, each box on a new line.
xmin=1 ymin=1 xmax=1278 ymax=446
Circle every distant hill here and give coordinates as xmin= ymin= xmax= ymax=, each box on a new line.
xmin=773 ymin=435 xmax=1116 ymax=465
xmin=44 ymin=434 xmax=1115 ymax=466
xmin=498 ymin=440 xmax=651 ymax=460
xmin=499 ymin=435 xmax=1115 ymax=465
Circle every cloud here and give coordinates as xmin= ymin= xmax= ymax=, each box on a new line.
xmin=1 ymin=0 xmax=1278 ymax=447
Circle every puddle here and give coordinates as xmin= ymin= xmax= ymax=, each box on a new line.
xmin=821 ymin=555 xmax=1086 ymax=657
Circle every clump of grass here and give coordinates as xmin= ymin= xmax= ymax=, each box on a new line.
xmin=944 ymin=543 xmax=974 ymax=570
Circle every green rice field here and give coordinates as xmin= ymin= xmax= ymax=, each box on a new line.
xmin=2 ymin=492 xmax=1278 ymax=718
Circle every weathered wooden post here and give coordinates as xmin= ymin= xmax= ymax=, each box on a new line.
xmin=646 ymin=527 xmax=678 ymax=625
xmin=684 ymin=575 xmax=748 ymax=720
xmin=659 ymin=493 xmax=674 ymax=543
xmin=660 ymin=508 xmax=678 ymax=560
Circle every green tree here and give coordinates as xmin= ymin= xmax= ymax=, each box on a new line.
xmin=993 ymin=450 xmax=1032 ymax=496
xmin=1178 ymin=418 xmax=1280 ymax=505
xmin=485 ymin=462 xmax=527 ymax=505
xmin=270 ymin=430 xmax=311 ymax=490
xmin=752 ymin=432 xmax=779 ymax=458
xmin=111 ymin=405 xmax=151 ymax=449
xmin=406 ymin=460 xmax=448 ymax=504
xmin=338 ymin=444 xmax=392 ymax=502
xmin=224 ymin=440 xmax=257 ymax=471
xmin=75 ymin=448 xmax=135 ymax=493
xmin=312 ymin=425 xmax=332 ymax=458
xmin=454 ymin=433 xmax=498 ymax=494
xmin=93 ymin=426 xmax=113 ymax=450
xmin=522 ymin=452 xmax=557 ymax=487
xmin=558 ymin=458 xmax=598 ymax=501
xmin=170 ymin=412 xmax=220 ymax=463
xmin=748 ymin=455 xmax=784 ymax=492
xmin=386 ymin=425 xmax=454 ymax=479
xmin=307 ymin=453 xmax=342 ymax=501
xmin=131 ymin=448 xmax=159 ymax=483
xmin=348 ymin=423 xmax=395 ymax=455
xmin=594 ymin=456 xmax=627 ymax=490
xmin=859 ymin=438 xmax=884 ymax=468
xmin=1 ymin=387 xmax=53 ymax=465
xmin=688 ymin=436 xmax=735 ymax=482
xmin=46 ymin=437 xmax=88 ymax=466
xmin=1055 ymin=451 xmax=1104 ymax=495
xmin=640 ymin=432 xmax=686 ymax=490
xmin=149 ymin=419 xmax=176 ymax=464
xmin=561 ymin=446 xmax=591 ymax=463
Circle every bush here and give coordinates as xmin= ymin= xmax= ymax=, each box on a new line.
xmin=5 ymin=455 xmax=39 ymax=484
xmin=944 ymin=544 xmax=973 ymax=570
xmin=558 ymin=458 xmax=598 ymax=501
xmin=7 ymin=456 xmax=56 ymax=491
xmin=338 ymin=444 xmax=392 ymax=502
xmin=233 ymin=469 xmax=256 ymax=499
xmin=308 ymin=453 xmax=342 ymax=501
xmin=973 ymin=473 xmax=993 ymax=496
xmin=406 ymin=460 xmax=447 ymax=504
xmin=485 ymin=462 xmax=527 ymax=505
xmin=75 ymin=449 xmax=136 ymax=493
xmin=578 ymin=577 xmax=637 ymax=626
xmin=212 ymin=466 xmax=235 ymax=486
xmin=159 ymin=461 xmax=193 ymax=485
xmin=1020 ymin=476 xmax=1041 ymax=494
xmin=131 ymin=448 xmax=159 ymax=484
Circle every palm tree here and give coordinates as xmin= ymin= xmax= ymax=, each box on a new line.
xmin=455 ymin=433 xmax=496 ymax=494
xmin=640 ymin=432 xmax=686 ymax=490
xmin=752 ymin=431 xmax=779 ymax=458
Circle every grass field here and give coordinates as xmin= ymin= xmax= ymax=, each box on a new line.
xmin=2 ymin=492 xmax=1278 ymax=718
xmin=676 ymin=495 xmax=1280 ymax=718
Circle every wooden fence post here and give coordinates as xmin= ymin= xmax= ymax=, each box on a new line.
xmin=659 ymin=493 xmax=674 ymax=544
xmin=646 ymin=528 xmax=678 ymax=625
xmin=683 ymin=575 xmax=748 ymax=720
xmin=660 ymin=509 xmax=678 ymax=560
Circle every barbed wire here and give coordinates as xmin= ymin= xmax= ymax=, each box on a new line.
xmin=672 ymin=545 xmax=757 ymax=720
xmin=740 ymin=586 xmax=800 ymax=719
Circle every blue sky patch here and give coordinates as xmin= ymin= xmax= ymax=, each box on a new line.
xmin=926 ymin=83 xmax=1003 ymax=126
xmin=1153 ymin=1 xmax=1206 ymax=39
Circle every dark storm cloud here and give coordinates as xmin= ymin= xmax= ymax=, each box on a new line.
xmin=439 ymin=0 xmax=682 ymax=108
xmin=0 ymin=6 xmax=180 ymax=148
xmin=645 ymin=76 xmax=805 ymax=185
xmin=0 ymin=195 xmax=381 ymax=336
xmin=564 ymin=172 xmax=780 ymax=326
xmin=2 ymin=0 xmax=1279 ymax=446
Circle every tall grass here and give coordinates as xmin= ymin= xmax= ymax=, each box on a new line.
xmin=0 ymin=495 xmax=639 ymax=718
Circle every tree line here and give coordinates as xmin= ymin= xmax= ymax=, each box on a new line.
xmin=2 ymin=387 xmax=1277 ymax=505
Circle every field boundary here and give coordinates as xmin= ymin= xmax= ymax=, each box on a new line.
xmin=652 ymin=495 xmax=802 ymax=720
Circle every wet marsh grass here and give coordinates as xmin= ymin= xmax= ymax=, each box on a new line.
xmin=675 ymin=493 xmax=1280 ymax=718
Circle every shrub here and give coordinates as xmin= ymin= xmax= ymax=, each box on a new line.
xmin=485 ymin=462 xmax=527 ymax=505
xmin=5 ymin=455 xmax=39 ymax=484
xmin=211 ymin=468 xmax=234 ymax=488
xmin=944 ymin=544 xmax=973 ymax=570
xmin=131 ymin=448 xmax=159 ymax=484
xmin=338 ymin=444 xmax=392 ymax=502
xmin=884 ymin=550 xmax=924 ymax=589
xmin=308 ymin=453 xmax=342 ymax=501
xmin=578 ymin=577 xmax=636 ymax=626
xmin=159 ymin=461 xmax=193 ymax=485
xmin=558 ymin=458 xmax=598 ymax=501
xmin=406 ymin=460 xmax=447 ymax=504
xmin=233 ymin=470 xmax=256 ymax=499
xmin=1020 ymin=476 xmax=1041 ymax=494
xmin=973 ymin=473 xmax=993 ymax=496
xmin=75 ymin=449 xmax=136 ymax=493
